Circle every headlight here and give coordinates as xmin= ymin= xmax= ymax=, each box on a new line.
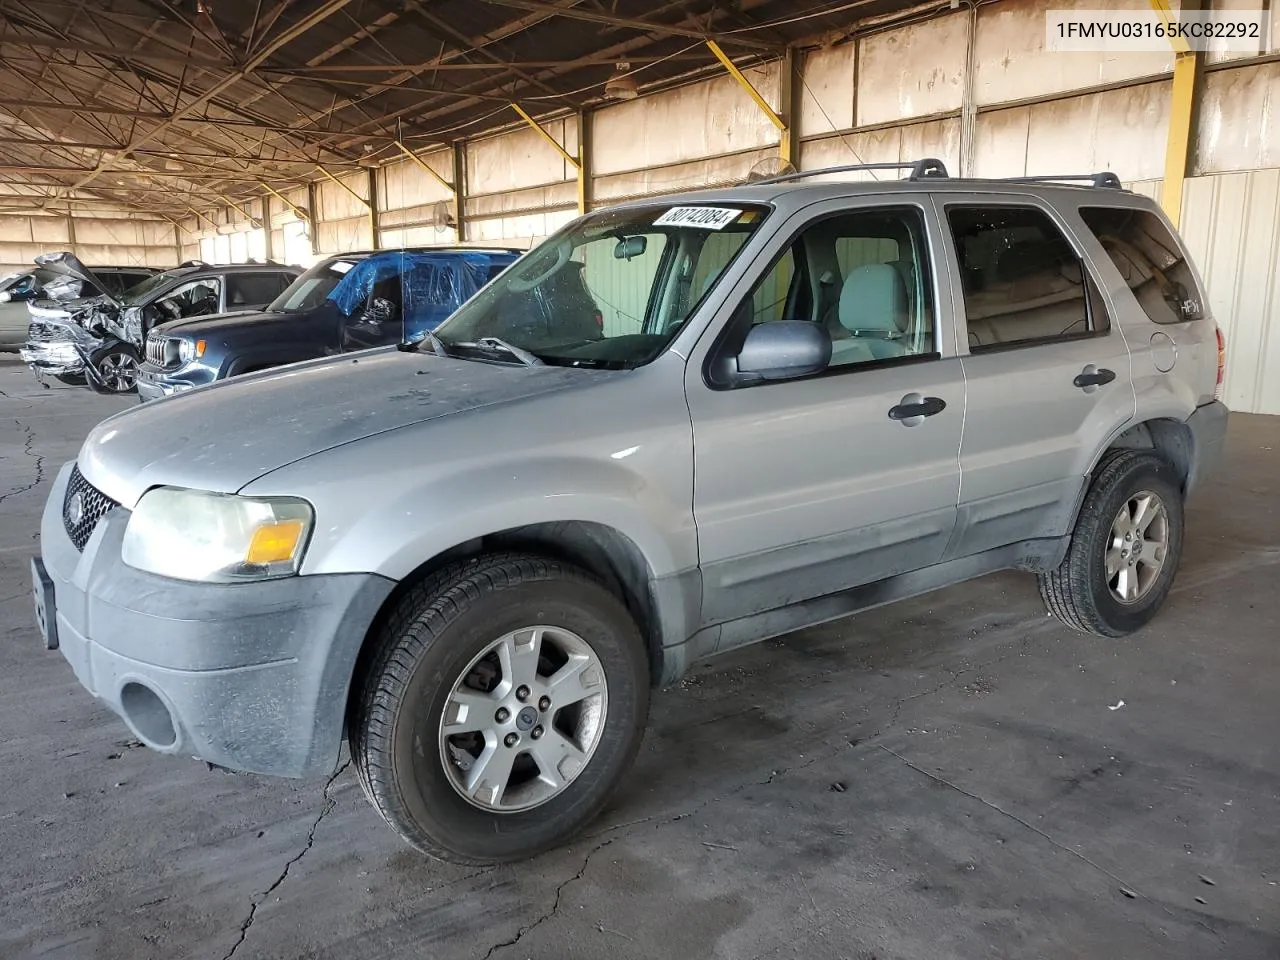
xmin=122 ymin=487 xmax=313 ymax=582
xmin=0 ymin=291 xmax=11 ymax=303
xmin=177 ymin=339 xmax=206 ymax=362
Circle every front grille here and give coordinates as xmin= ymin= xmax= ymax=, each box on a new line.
xmin=146 ymin=336 xmax=166 ymax=366
xmin=27 ymin=321 xmax=56 ymax=343
xmin=62 ymin=464 xmax=118 ymax=551
xmin=145 ymin=336 xmax=178 ymax=368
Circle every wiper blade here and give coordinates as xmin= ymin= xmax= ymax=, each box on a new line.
xmin=454 ymin=336 xmax=544 ymax=366
xmin=398 ymin=330 xmax=451 ymax=357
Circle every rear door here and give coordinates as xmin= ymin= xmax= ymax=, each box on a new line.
xmin=686 ymin=196 xmax=965 ymax=628
xmin=935 ymin=196 xmax=1136 ymax=559
xmin=226 ymin=271 xmax=293 ymax=311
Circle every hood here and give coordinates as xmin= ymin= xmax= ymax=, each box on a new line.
xmin=33 ymin=252 xmax=120 ymax=307
xmin=79 ymin=348 xmax=610 ymax=507
xmin=151 ymin=308 xmax=280 ymax=338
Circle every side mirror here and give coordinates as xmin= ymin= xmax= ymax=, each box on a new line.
xmin=733 ymin=321 xmax=831 ymax=384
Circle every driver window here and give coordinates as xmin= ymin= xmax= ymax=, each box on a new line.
xmin=159 ymin=278 xmax=222 ymax=319
xmin=725 ymin=207 xmax=935 ymax=372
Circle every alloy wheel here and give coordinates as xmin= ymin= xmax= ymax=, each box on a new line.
xmin=437 ymin=625 xmax=608 ymax=812
xmin=1105 ymin=490 xmax=1170 ymax=604
xmin=98 ymin=352 xmax=139 ymax=392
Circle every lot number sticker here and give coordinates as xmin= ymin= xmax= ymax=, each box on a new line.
xmin=654 ymin=206 xmax=742 ymax=230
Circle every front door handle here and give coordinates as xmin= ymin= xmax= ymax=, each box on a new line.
xmin=1073 ymin=365 xmax=1116 ymax=392
xmin=888 ymin=393 xmax=946 ymax=426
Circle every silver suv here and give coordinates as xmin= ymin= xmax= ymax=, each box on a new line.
xmin=32 ymin=161 xmax=1229 ymax=864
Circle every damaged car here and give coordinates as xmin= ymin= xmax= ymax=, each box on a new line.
xmin=136 ymin=247 xmax=528 ymax=401
xmin=21 ymin=253 xmax=300 ymax=394
xmin=1 ymin=264 xmax=158 ymax=354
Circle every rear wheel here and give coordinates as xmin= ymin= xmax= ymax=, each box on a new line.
xmin=87 ymin=344 xmax=140 ymax=395
xmin=349 ymin=553 xmax=649 ymax=863
xmin=1039 ymin=450 xmax=1184 ymax=637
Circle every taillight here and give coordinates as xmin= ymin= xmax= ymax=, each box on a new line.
xmin=593 ymin=310 xmax=603 ymax=330
xmin=1214 ymin=324 xmax=1226 ymax=400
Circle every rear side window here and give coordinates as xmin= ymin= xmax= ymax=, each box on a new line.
xmin=227 ymin=272 xmax=292 ymax=307
xmin=947 ymin=205 xmax=1106 ymax=351
xmin=1079 ymin=206 xmax=1203 ymax=324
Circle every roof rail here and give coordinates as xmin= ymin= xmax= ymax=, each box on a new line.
xmin=1001 ymin=172 xmax=1124 ymax=189
xmin=753 ymin=157 xmax=950 ymax=185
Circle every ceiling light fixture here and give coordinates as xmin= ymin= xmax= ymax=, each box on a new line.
xmin=604 ymin=62 xmax=638 ymax=101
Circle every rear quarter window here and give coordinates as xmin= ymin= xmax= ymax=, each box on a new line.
xmin=1078 ymin=206 xmax=1204 ymax=324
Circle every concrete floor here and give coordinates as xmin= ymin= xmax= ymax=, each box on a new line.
xmin=1 ymin=352 xmax=1277 ymax=960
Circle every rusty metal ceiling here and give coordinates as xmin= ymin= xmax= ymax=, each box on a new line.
xmin=0 ymin=0 xmax=932 ymax=217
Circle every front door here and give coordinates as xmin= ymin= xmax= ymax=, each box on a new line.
xmin=934 ymin=198 xmax=1137 ymax=559
xmin=686 ymin=197 xmax=965 ymax=627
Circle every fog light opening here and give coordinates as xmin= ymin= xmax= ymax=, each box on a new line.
xmin=120 ymin=682 xmax=178 ymax=749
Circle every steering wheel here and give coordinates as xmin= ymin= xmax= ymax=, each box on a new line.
xmin=506 ymin=238 xmax=571 ymax=293
xmin=158 ymin=299 xmax=182 ymax=320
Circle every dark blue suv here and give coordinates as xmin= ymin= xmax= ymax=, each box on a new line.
xmin=136 ymin=248 xmax=530 ymax=401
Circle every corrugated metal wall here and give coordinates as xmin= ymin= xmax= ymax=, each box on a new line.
xmin=107 ymin=0 xmax=1280 ymax=413
xmin=1180 ymin=170 xmax=1280 ymax=415
xmin=1 ymin=213 xmax=177 ymax=276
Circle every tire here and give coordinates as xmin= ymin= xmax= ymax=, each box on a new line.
xmin=87 ymin=344 xmax=140 ymax=395
xmin=54 ymin=372 xmax=87 ymax=386
xmin=349 ymin=553 xmax=650 ymax=864
xmin=1039 ymin=450 xmax=1184 ymax=637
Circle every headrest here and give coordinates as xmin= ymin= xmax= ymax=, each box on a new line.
xmin=838 ymin=263 xmax=908 ymax=334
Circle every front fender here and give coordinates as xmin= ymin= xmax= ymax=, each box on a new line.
xmin=238 ymin=377 xmax=698 ymax=582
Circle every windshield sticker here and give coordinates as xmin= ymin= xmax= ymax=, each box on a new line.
xmin=653 ymin=206 xmax=743 ymax=230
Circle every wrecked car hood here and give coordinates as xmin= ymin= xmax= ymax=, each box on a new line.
xmin=33 ymin=252 xmax=120 ymax=308
xmin=78 ymin=348 xmax=611 ymax=507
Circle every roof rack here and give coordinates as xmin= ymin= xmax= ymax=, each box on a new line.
xmin=753 ymin=157 xmax=950 ymax=185
xmin=752 ymin=160 xmax=1124 ymax=190
xmin=1000 ymin=172 xmax=1124 ymax=189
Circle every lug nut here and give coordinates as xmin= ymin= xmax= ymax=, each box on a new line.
xmin=504 ymin=733 xmax=519 ymax=748
xmin=531 ymin=725 xmax=543 ymax=740
xmin=538 ymin=696 xmax=551 ymax=711
xmin=495 ymin=707 xmax=510 ymax=723
xmin=516 ymin=685 xmax=530 ymax=702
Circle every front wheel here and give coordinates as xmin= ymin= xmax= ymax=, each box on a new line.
xmin=87 ymin=344 xmax=140 ymax=394
xmin=349 ymin=553 xmax=650 ymax=863
xmin=1039 ymin=450 xmax=1185 ymax=637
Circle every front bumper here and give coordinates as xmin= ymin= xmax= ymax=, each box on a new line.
xmin=136 ymin=362 xmax=206 ymax=402
xmin=37 ymin=462 xmax=395 ymax=778
xmin=21 ymin=341 xmax=84 ymax=376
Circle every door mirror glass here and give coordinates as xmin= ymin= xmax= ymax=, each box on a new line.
xmin=734 ymin=320 xmax=831 ymax=383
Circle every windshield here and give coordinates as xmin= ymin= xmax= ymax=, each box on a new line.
xmin=122 ymin=270 xmax=185 ymax=305
xmin=267 ymin=258 xmax=359 ymax=313
xmin=432 ymin=202 xmax=769 ymax=368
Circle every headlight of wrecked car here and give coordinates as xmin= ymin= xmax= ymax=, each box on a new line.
xmin=177 ymin=338 xmax=206 ymax=362
xmin=122 ymin=487 xmax=313 ymax=582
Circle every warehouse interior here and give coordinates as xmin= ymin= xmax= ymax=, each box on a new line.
xmin=1 ymin=0 xmax=1278 ymax=410
xmin=2 ymin=1 xmax=1280 ymax=958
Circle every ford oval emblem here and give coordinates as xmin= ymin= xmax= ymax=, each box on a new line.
xmin=65 ymin=491 xmax=85 ymax=527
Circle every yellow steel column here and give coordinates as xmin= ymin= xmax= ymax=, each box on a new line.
xmin=1150 ymin=0 xmax=1202 ymax=227
xmin=576 ymin=108 xmax=591 ymax=215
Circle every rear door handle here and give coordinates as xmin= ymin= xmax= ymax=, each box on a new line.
xmin=1073 ymin=365 xmax=1116 ymax=391
xmin=888 ymin=393 xmax=946 ymax=426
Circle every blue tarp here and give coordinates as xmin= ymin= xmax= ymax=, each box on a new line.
xmin=326 ymin=250 xmax=516 ymax=340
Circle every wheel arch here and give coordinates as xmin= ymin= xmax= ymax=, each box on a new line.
xmin=346 ymin=520 xmax=671 ymax=725
xmin=1093 ymin=417 xmax=1196 ymax=492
